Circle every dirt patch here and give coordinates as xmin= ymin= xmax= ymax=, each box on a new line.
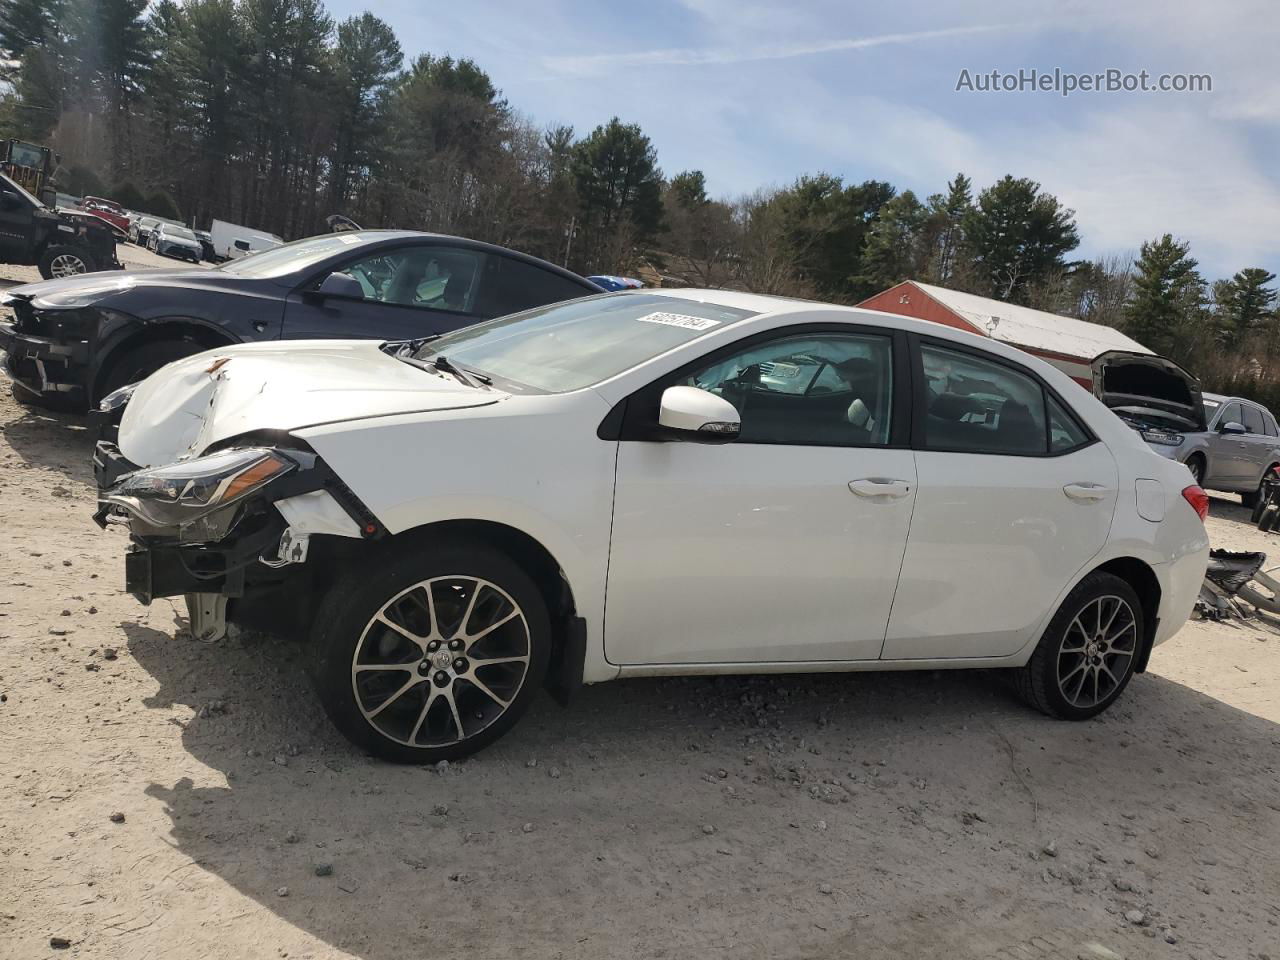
xmin=0 ymin=387 xmax=1277 ymax=959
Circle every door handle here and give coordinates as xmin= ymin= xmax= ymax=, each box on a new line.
xmin=848 ymin=478 xmax=912 ymax=499
xmin=1063 ymin=482 xmax=1111 ymax=502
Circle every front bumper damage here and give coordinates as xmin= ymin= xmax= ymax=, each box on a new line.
xmin=0 ymin=318 xmax=93 ymax=406
xmin=94 ymin=440 xmax=383 ymax=641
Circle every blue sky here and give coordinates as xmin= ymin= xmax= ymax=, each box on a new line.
xmin=329 ymin=0 xmax=1279 ymax=279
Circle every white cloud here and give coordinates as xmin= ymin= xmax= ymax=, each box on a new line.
xmin=542 ymin=24 xmax=1016 ymax=77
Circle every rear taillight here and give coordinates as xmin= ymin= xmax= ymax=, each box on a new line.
xmin=1182 ymin=485 xmax=1209 ymax=521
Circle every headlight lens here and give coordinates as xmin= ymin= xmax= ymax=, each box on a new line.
xmin=97 ymin=381 xmax=139 ymax=413
xmin=1141 ymin=429 xmax=1184 ymax=446
xmin=104 ymin=447 xmax=294 ymax=531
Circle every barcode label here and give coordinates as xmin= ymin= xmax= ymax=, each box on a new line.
xmin=636 ymin=312 xmax=722 ymax=331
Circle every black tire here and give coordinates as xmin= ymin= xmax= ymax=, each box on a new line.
xmin=1013 ymin=571 xmax=1143 ymax=721
xmin=95 ymin=338 xmax=208 ymax=402
xmin=1243 ymin=466 xmax=1278 ymax=511
xmin=1185 ymin=455 xmax=1205 ymax=488
xmin=37 ymin=244 xmax=96 ymax=280
xmin=310 ymin=540 xmax=551 ymax=763
xmin=1261 ymin=504 xmax=1280 ymax=533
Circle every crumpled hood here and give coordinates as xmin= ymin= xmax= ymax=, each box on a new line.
xmin=117 ymin=339 xmax=502 ymax=467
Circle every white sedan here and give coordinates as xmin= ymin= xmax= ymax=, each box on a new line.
xmin=93 ymin=290 xmax=1211 ymax=761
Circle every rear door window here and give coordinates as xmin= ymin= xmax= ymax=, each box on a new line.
xmin=920 ymin=343 xmax=1050 ymax=455
xmin=472 ymin=255 xmax=593 ymax=316
xmin=1242 ymin=404 xmax=1266 ymax=435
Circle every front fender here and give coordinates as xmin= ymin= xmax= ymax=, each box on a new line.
xmin=293 ymin=396 xmax=622 ymax=683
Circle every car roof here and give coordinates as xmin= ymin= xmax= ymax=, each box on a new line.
xmin=305 ymin=229 xmax=600 ymax=290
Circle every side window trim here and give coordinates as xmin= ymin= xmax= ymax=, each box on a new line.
xmin=606 ymin=323 xmax=913 ymax=447
xmin=906 ymin=333 xmax=1097 ymax=458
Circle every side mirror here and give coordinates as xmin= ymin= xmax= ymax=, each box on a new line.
xmin=1219 ymin=421 xmax=1247 ymax=435
xmin=314 ymin=271 xmax=364 ymax=299
xmin=657 ymin=386 xmax=740 ymax=441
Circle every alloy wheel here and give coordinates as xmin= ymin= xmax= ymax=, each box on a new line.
xmin=49 ymin=253 xmax=88 ymax=278
xmin=1056 ymin=594 xmax=1137 ymax=709
xmin=350 ymin=575 xmax=531 ymax=748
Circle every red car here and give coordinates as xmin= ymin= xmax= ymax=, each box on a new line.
xmin=81 ymin=196 xmax=130 ymax=237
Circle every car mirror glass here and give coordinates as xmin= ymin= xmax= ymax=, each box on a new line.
xmin=657 ymin=385 xmax=740 ymax=442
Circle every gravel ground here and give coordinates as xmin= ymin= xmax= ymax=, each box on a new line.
xmin=0 ymin=239 xmax=196 ymax=287
xmin=0 ymin=384 xmax=1278 ymax=960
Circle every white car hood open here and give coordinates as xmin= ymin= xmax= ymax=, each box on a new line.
xmin=116 ymin=339 xmax=502 ymax=467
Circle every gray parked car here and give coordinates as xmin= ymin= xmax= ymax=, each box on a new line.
xmin=1093 ymin=351 xmax=1280 ymax=505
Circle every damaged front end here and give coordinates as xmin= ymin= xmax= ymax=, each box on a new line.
xmin=94 ymin=440 xmax=382 ymax=641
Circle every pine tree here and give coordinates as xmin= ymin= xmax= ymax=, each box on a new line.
xmin=857 ymin=189 xmax=928 ymax=292
xmin=964 ymin=175 xmax=1079 ymax=303
xmin=1125 ymin=235 xmax=1205 ymax=356
xmin=1216 ymin=267 xmax=1278 ymax=347
xmin=929 ymin=172 xmax=972 ymax=284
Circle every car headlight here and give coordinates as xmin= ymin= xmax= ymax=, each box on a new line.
xmin=104 ymin=447 xmax=295 ymax=534
xmin=97 ymin=381 xmax=139 ymax=414
xmin=1141 ymin=429 xmax=1184 ymax=446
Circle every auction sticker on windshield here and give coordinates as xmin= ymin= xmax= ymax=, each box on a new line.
xmin=636 ymin=312 xmax=723 ymax=331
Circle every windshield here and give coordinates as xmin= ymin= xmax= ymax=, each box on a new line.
xmin=413 ymin=293 xmax=757 ymax=393
xmin=219 ymin=232 xmax=360 ymax=278
xmin=1 ymin=173 xmax=43 ymax=208
xmin=165 ymin=225 xmax=197 ymax=241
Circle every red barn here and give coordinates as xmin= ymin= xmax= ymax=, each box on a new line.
xmin=857 ymin=280 xmax=1151 ymax=388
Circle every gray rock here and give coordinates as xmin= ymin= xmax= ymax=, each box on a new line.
xmin=1077 ymin=944 xmax=1124 ymax=960
xmin=521 ymin=822 xmax=535 ymax=833
xmin=276 ymin=886 xmax=290 ymax=897
xmin=818 ymin=882 xmax=834 ymax=895
xmin=432 ymin=803 xmax=449 ymax=816
xmin=284 ymin=831 xmax=300 ymax=844
xmin=435 ymin=760 xmax=449 ymax=774
xmin=314 ymin=863 xmax=333 ymax=877
xmin=102 ymin=648 xmax=117 ymax=660
xmin=701 ymin=824 xmax=716 ymax=835
xmin=109 ymin=811 xmax=125 ymax=824
xmin=548 ymin=766 xmax=561 ymax=779
xmin=1042 ymin=840 xmax=1059 ymax=857
xmin=1125 ymin=909 xmax=1145 ymax=924
xmin=50 ymin=937 xmax=71 ymax=949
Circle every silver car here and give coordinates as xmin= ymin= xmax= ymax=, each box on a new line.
xmin=1094 ymin=352 xmax=1280 ymax=505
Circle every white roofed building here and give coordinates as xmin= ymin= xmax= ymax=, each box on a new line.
xmin=858 ymin=280 xmax=1151 ymax=387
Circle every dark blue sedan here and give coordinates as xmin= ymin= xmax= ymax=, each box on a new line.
xmin=1 ymin=231 xmax=601 ymax=409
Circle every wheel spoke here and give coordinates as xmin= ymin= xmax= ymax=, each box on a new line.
xmin=444 ymin=688 xmax=466 ymax=741
xmin=355 ymin=663 xmax=416 ymax=672
xmin=1069 ymin=667 xmax=1089 ymax=705
xmin=466 ymin=674 xmax=511 ymax=708
xmin=1106 ymin=620 xmax=1136 ymax=645
xmin=471 ymin=654 xmax=529 ymax=669
xmin=457 ymin=581 xmax=484 ymax=637
xmin=375 ymin=613 xmax=429 ymax=652
xmin=1106 ymin=645 xmax=1134 ymax=661
xmin=1059 ymin=661 xmax=1087 ymax=686
xmin=466 ymin=609 xmax=520 ymax=644
xmin=367 ymin=675 xmax=423 ymax=718
xmin=408 ymin=687 xmax=441 ymax=744
xmin=1099 ymin=598 xmax=1121 ymax=636
xmin=1060 ymin=644 xmax=1087 ymax=655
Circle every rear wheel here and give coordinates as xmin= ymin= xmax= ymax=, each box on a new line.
xmin=1014 ymin=572 xmax=1143 ymax=720
xmin=38 ymin=244 xmax=96 ymax=280
xmin=310 ymin=541 xmax=551 ymax=763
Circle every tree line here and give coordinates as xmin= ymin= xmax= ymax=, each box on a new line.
xmin=0 ymin=0 xmax=1276 ymax=406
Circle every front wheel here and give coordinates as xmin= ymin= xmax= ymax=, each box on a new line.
xmin=1013 ymin=572 xmax=1143 ymax=720
xmin=38 ymin=244 xmax=96 ymax=279
xmin=310 ymin=541 xmax=551 ymax=763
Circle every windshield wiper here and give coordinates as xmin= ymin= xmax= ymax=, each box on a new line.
xmin=431 ymin=355 xmax=491 ymax=388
